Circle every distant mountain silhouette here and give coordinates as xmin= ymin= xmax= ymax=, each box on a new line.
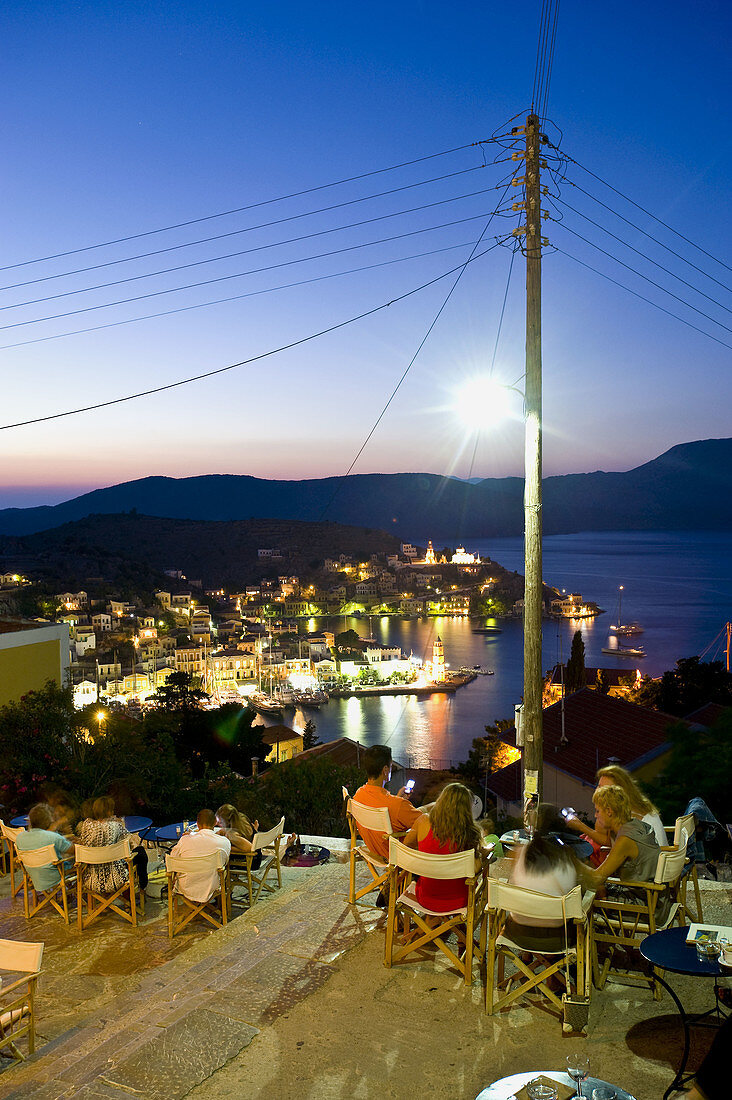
xmin=1 ymin=438 xmax=730 ymax=538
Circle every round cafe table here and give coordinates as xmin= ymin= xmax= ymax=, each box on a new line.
xmin=475 ymin=1070 xmax=636 ymax=1099
xmin=156 ymin=822 xmax=196 ymax=844
xmin=640 ymin=925 xmax=728 ymax=1100
xmin=499 ymin=829 xmax=593 ymax=862
xmin=11 ymin=813 xmax=153 ymax=838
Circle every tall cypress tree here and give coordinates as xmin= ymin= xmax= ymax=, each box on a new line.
xmin=565 ymin=630 xmax=587 ymax=694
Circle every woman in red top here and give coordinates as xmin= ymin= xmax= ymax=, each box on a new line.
xmin=405 ymin=783 xmax=482 ymax=912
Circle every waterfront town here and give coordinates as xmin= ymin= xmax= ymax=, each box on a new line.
xmin=0 ymin=538 xmax=604 ymax=718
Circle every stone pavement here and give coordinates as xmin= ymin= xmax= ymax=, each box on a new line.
xmin=0 ymin=851 xmax=729 ymax=1100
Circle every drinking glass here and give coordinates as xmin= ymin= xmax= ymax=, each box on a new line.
xmin=591 ymin=1089 xmax=615 ymax=1100
xmin=566 ymin=1055 xmax=590 ymax=1099
xmin=526 ymin=1082 xmax=558 ymax=1100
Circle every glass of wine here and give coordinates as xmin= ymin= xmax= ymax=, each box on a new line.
xmin=566 ymin=1055 xmax=590 ymax=1099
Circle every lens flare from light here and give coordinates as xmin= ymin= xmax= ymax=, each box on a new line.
xmin=453 ymin=377 xmax=513 ymax=429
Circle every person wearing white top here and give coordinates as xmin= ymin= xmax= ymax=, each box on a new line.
xmin=170 ymin=809 xmax=231 ymax=903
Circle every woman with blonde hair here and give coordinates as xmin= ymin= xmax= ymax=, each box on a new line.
xmin=215 ymin=804 xmax=261 ymax=869
xmin=590 ymin=784 xmax=669 ymax=920
xmin=595 ymin=764 xmax=666 ymax=845
xmin=404 ymin=782 xmax=482 ymax=912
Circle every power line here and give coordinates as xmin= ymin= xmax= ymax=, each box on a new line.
xmin=562 ymin=150 xmax=732 ymax=276
xmin=0 ymin=238 xmax=485 ymax=351
xmin=0 ymin=182 xmax=510 ymax=315
xmin=490 ymin=240 xmax=519 ymax=371
xmin=564 ymin=179 xmax=732 ymax=295
xmin=554 ymin=221 xmax=732 ymax=334
xmin=0 ymin=165 xmax=489 ymax=293
xmin=556 ymin=245 xmax=732 ymax=351
xmin=0 ymin=238 xmax=509 ymax=432
xmin=0 ymin=141 xmax=501 ymax=274
xmin=555 ymin=195 xmax=732 ymax=316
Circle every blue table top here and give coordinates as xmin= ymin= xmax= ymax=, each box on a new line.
xmin=640 ymin=925 xmax=726 ymax=977
xmin=156 ymin=822 xmax=198 ymax=842
xmin=10 ymin=814 xmax=152 ymax=834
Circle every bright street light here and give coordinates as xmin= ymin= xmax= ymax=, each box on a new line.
xmin=453 ymin=376 xmax=520 ymax=429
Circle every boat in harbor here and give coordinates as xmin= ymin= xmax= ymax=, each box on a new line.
xmin=472 ymin=627 xmax=503 ymax=634
xmin=601 ymin=644 xmax=646 ymax=658
xmin=609 ymin=585 xmax=644 ymax=636
xmin=249 ymin=692 xmax=284 ymax=716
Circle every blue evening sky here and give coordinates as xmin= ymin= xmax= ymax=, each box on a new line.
xmin=1 ymin=0 xmax=730 ymax=507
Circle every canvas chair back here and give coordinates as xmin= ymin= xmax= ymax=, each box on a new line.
xmin=1 ymin=822 xmax=25 ymax=898
xmin=0 ymin=938 xmax=44 ymax=1062
xmin=488 ymin=879 xmax=585 ymax=922
xmin=656 ymin=840 xmax=687 ymax=885
xmin=389 ymin=836 xmax=476 ymax=883
xmin=252 ymin=817 xmax=285 ymax=852
xmin=486 ymin=879 xmax=591 ymax=1023
xmin=345 ymin=799 xmax=396 ymax=905
xmin=76 ymin=838 xmax=132 ymax=864
xmin=16 ymin=844 xmax=75 ymax=923
xmin=385 ymin=837 xmax=486 ymax=985
xmin=165 ymin=850 xmax=229 ymax=938
xmin=673 ymin=813 xmax=695 ymax=850
xmin=75 ymin=837 xmax=143 ymax=931
xmin=671 ymin=813 xmax=704 ymax=922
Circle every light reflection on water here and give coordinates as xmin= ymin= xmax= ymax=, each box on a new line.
xmin=260 ymin=533 xmax=731 ymax=768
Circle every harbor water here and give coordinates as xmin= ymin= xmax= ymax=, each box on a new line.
xmin=261 ymin=531 xmax=732 ymax=768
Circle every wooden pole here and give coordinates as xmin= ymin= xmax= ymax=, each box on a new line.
xmin=522 ymin=112 xmax=543 ymax=812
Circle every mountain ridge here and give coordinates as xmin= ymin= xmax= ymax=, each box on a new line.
xmin=2 ymin=438 xmax=731 ymax=538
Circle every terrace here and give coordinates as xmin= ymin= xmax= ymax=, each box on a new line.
xmin=1 ymin=846 xmax=728 ymax=1099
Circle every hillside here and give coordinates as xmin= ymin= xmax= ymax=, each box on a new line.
xmin=0 ymin=516 xmax=404 ymax=590
xmin=0 ymin=438 xmax=731 ymax=538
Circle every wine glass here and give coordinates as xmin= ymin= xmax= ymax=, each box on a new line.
xmin=566 ymin=1055 xmax=590 ymax=1099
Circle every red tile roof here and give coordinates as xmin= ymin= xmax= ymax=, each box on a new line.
xmin=684 ymin=702 xmax=730 ymax=728
xmin=489 ymin=688 xmax=682 ymax=797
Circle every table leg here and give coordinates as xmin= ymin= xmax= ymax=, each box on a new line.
xmin=653 ymin=972 xmax=691 ymax=1100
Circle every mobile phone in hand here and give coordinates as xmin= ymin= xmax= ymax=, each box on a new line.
xmin=404 ymin=779 xmax=415 ymax=794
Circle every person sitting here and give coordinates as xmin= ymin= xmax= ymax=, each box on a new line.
xmin=403 ymin=782 xmax=484 ymax=912
xmin=15 ymin=802 xmax=75 ymax=892
xmin=215 ymin=804 xmax=262 ymax=870
xmin=44 ymin=787 xmax=80 ymax=836
xmin=505 ymin=804 xmax=583 ymax=952
xmin=352 ymin=745 xmax=424 ymax=862
xmin=78 ymin=795 xmax=148 ymax=891
xmin=590 ymin=784 xmax=670 ymax=921
xmin=595 ymin=764 xmax=666 ymax=845
xmin=169 ymin=809 xmax=231 ymax=903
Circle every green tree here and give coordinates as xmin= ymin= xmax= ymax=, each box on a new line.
xmin=631 ymin=656 xmax=732 ymax=717
xmin=565 ymin=630 xmax=587 ymax=694
xmin=302 ymin=719 xmax=320 ymax=750
xmin=644 ymin=709 xmax=732 ymax=820
xmin=0 ymin=682 xmax=75 ymax=811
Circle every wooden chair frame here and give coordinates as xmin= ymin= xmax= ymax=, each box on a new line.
xmin=486 ymin=880 xmax=593 ymax=1020
xmin=1 ymin=822 xmax=25 ymax=899
xmin=75 ymin=838 xmax=145 ymax=931
xmin=346 ymin=799 xmax=404 ymax=905
xmin=592 ymin=842 xmax=686 ymax=999
xmin=0 ymin=938 xmax=44 ymax=1062
xmin=17 ymin=844 xmax=76 ymax=924
xmin=229 ymin=817 xmax=285 ymax=909
xmin=385 ymin=837 xmax=488 ymax=985
xmin=166 ymin=852 xmax=229 ymax=937
xmin=664 ymin=813 xmax=704 ymax=923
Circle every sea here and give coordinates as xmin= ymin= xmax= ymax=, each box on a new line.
xmin=257 ymin=532 xmax=731 ymax=769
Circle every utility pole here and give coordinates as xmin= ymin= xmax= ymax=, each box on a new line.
xmin=516 ymin=112 xmax=545 ymax=816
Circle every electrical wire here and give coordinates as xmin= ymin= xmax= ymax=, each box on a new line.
xmin=0 ymin=193 xmax=512 ymax=332
xmin=555 ymin=195 xmax=732 ymax=315
xmin=0 ymin=165 xmax=490 ymax=293
xmin=555 ymin=245 xmax=732 ymax=351
xmin=562 ymin=179 xmax=732 ymax=295
xmin=0 ymin=238 xmax=486 ymax=351
xmin=0 ymin=238 xmax=509 ymax=432
xmin=562 ymin=151 xmax=732 ymax=276
xmin=489 ymin=240 xmax=519 ymax=372
xmin=318 ymin=179 xmax=517 ymax=516
xmin=0 ymin=141 xmax=499 ymax=274
xmin=554 ymin=221 xmax=732 ymax=334
xmin=0 ymin=182 xmax=511 ymax=315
